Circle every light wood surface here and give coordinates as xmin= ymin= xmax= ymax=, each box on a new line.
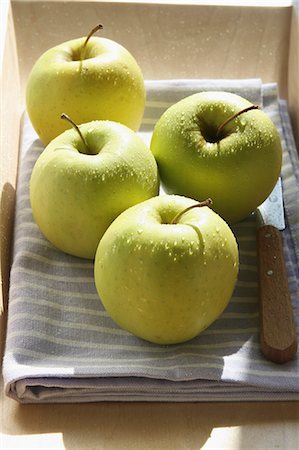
xmin=1 ymin=2 xmax=299 ymax=449
xmin=12 ymin=0 xmax=292 ymax=100
xmin=1 ymin=395 xmax=299 ymax=450
xmin=0 ymin=0 xmax=21 ymax=345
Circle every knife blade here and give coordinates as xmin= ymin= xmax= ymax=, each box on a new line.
xmin=256 ymin=178 xmax=297 ymax=363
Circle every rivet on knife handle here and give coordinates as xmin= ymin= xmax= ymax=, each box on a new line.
xmin=257 ymin=224 xmax=297 ymax=363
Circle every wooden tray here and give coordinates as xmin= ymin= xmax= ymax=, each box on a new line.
xmin=1 ymin=2 xmax=298 ymax=449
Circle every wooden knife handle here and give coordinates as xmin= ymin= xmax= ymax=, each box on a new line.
xmin=256 ymin=224 xmax=297 ymax=363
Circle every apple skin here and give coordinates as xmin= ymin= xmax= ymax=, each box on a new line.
xmin=94 ymin=195 xmax=239 ymax=344
xmin=150 ymin=91 xmax=282 ymax=223
xmin=30 ymin=120 xmax=159 ymax=259
xmin=26 ymin=36 xmax=146 ymax=145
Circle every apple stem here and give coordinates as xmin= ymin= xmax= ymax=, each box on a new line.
xmin=61 ymin=113 xmax=89 ymax=152
xmin=171 ymin=198 xmax=213 ymax=225
xmin=216 ymin=104 xmax=259 ymax=141
xmin=80 ymin=24 xmax=103 ymax=62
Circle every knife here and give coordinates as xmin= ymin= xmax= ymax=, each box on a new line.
xmin=256 ymin=178 xmax=297 ymax=363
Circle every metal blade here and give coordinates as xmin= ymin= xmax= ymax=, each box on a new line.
xmin=256 ymin=178 xmax=285 ymax=230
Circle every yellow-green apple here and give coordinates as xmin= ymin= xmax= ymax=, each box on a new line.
xmin=30 ymin=119 xmax=159 ymax=259
xmin=94 ymin=195 xmax=239 ymax=344
xmin=26 ymin=25 xmax=146 ymax=145
xmin=150 ymin=91 xmax=282 ymax=223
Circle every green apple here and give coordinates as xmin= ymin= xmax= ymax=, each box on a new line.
xmin=94 ymin=195 xmax=239 ymax=344
xmin=150 ymin=91 xmax=282 ymax=223
xmin=30 ymin=119 xmax=159 ymax=259
xmin=26 ymin=26 xmax=146 ymax=145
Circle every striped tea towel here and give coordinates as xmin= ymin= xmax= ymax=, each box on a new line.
xmin=3 ymin=79 xmax=299 ymax=403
